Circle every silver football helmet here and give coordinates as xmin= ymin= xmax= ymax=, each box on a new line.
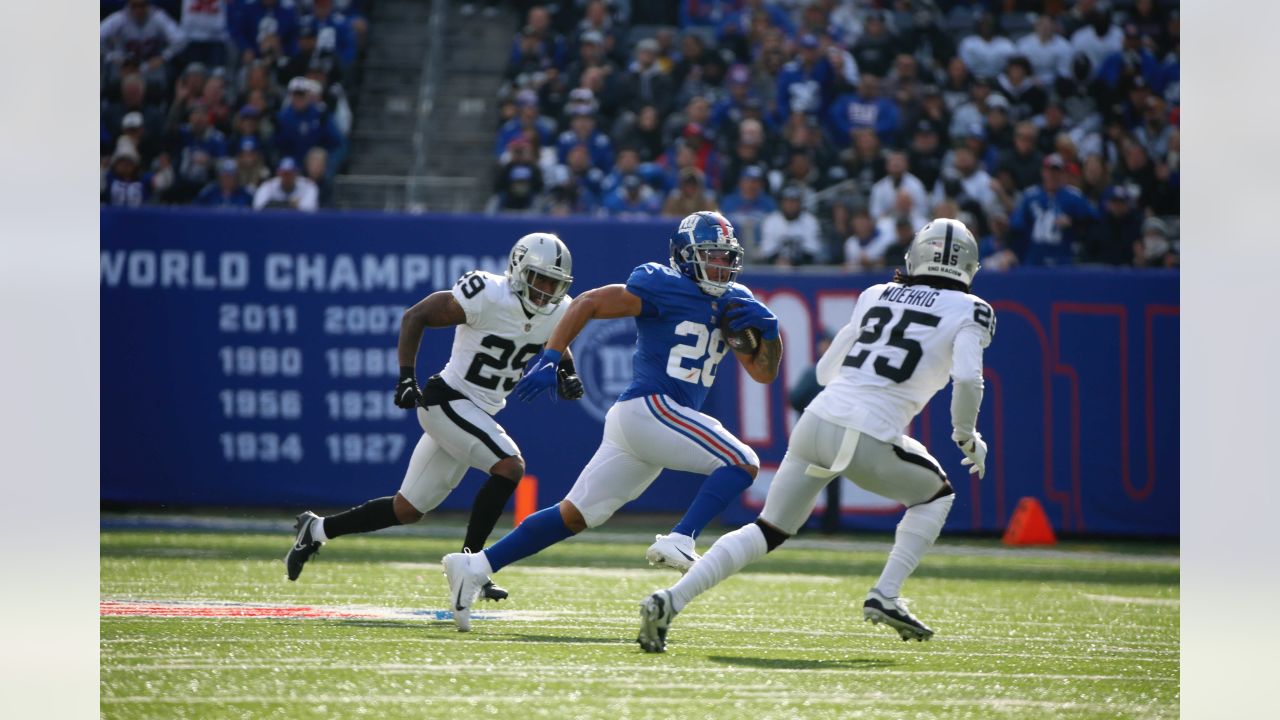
xmin=507 ymin=232 xmax=573 ymax=315
xmin=904 ymin=218 xmax=981 ymax=287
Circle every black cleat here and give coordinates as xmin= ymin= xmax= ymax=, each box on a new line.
xmin=637 ymin=590 xmax=676 ymax=653
xmin=480 ymin=581 xmax=509 ymax=602
xmin=863 ymin=588 xmax=934 ymax=641
xmin=284 ymin=511 xmax=324 ymax=581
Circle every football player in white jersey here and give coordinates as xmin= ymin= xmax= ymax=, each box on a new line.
xmin=637 ymin=218 xmax=997 ymax=651
xmin=284 ymin=233 xmax=580 ymax=603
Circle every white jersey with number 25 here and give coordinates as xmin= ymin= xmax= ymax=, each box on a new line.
xmin=807 ymin=281 xmax=995 ymax=443
xmin=438 ymin=271 xmax=571 ymax=415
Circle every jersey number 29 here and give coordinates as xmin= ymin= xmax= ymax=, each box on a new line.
xmin=667 ymin=321 xmax=729 ymax=387
xmin=466 ymin=335 xmax=542 ymax=392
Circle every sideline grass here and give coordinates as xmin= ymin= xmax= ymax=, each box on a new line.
xmin=101 ymin=522 xmax=1178 ymax=719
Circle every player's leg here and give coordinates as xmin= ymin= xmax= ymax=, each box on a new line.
xmin=443 ymin=399 xmax=663 ymax=630
xmin=845 ymin=435 xmax=954 ymax=641
xmin=639 ymin=411 xmax=840 ymax=651
xmin=283 ymin=428 xmax=467 ymax=581
xmin=634 ymin=395 xmax=760 ymax=571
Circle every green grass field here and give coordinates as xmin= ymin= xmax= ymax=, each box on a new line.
xmin=101 ymin=516 xmax=1178 ymax=719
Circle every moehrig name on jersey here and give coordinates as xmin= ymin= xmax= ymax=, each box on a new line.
xmin=880 ymin=285 xmax=939 ymax=308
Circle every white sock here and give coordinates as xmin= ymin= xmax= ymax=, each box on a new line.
xmin=312 ymin=517 xmax=328 ymax=543
xmin=875 ymin=494 xmax=954 ymax=597
xmin=474 ymin=551 xmax=494 ymax=577
xmin=668 ymin=523 xmax=768 ymax=613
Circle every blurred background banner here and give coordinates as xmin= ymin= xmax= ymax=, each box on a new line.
xmin=101 ymin=207 xmax=1177 ymax=536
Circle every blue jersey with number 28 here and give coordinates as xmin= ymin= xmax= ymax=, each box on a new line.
xmin=617 ymin=262 xmax=755 ymax=411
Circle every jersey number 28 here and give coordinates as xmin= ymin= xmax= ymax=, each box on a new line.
xmin=667 ymin=321 xmax=729 ymax=387
xmin=843 ymin=307 xmax=941 ymax=383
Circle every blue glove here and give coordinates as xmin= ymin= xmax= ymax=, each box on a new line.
xmin=726 ymin=299 xmax=779 ymax=340
xmin=514 ymin=348 xmax=562 ymax=403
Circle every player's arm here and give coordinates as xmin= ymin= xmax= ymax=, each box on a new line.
xmin=516 ymin=285 xmax=642 ymax=401
xmin=950 ymin=309 xmax=995 ymax=477
xmin=733 ymin=337 xmax=782 ymax=384
xmin=394 ymin=291 xmax=466 ymax=408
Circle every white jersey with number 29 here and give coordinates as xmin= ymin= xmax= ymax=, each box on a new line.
xmin=438 ymin=271 xmax=571 ymax=415
xmin=807 ymin=281 xmax=995 ymax=443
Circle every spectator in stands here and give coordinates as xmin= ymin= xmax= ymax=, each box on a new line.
xmin=662 ymin=96 xmax=713 ymax=148
xmin=958 ymin=11 xmax=1014 ymax=81
xmin=497 ymin=89 xmax=556 ymax=157
xmin=843 ymin=206 xmax=893 ymax=271
xmin=166 ymin=62 xmax=208 ymax=134
xmin=660 ymin=138 xmax=701 ymax=194
xmin=233 ymin=0 xmax=299 ymax=63
xmin=308 ymin=0 xmax=358 ymax=69
xmin=898 ymin=8 xmax=955 ymax=75
xmin=775 ymin=33 xmax=835 ymax=124
xmin=200 ymin=71 xmax=233 ymax=133
xmin=948 ymin=77 xmax=994 ymax=141
xmin=540 ymin=164 xmax=599 ymax=217
xmin=1097 ymin=23 xmax=1161 ymax=93
xmin=680 ymin=124 xmax=722 ymax=190
xmin=983 ymin=94 xmax=1015 ymax=154
xmin=230 ymin=106 xmax=276 ymax=168
xmin=275 ymin=77 xmax=343 ymax=164
xmin=602 ymin=173 xmax=662 ymax=218
xmin=1082 ymin=184 xmax=1141 ymax=265
xmin=1134 ymin=96 xmax=1174 ymax=160
xmin=1009 ymin=154 xmax=1099 ymax=266
xmin=566 ymin=30 xmax=614 ymax=90
xmin=838 ymin=128 xmax=884 ymax=196
xmin=177 ymin=0 xmax=229 ymax=67
xmin=103 ymin=72 xmax=165 ymax=137
xmin=719 ymin=165 xmax=777 ymax=250
xmin=759 ymin=184 xmax=823 ymax=266
xmin=884 ymin=53 xmax=922 ymax=104
xmin=851 ymin=10 xmax=897 ymax=78
xmin=235 ymin=137 xmax=271 ymax=192
xmin=876 ymin=187 xmax=928 ymax=242
xmin=1130 ymin=0 xmax=1170 ymax=54
xmin=600 ymin=146 xmax=641 ymax=198
xmin=709 ymin=65 xmax=759 ymax=142
xmin=979 ymin=209 xmax=1018 ymax=272
xmin=939 ymin=56 xmax=972 ymax=114
xmin=1134 ymin=216 xmax=1177 ymax=268
xmin=935 ymin=145 xmax=1003 ymax=221
xmin=869 ymin=151 xmax=928 ymax=224
xmin=102 ymin=140 xmax=158 ymax=207
xmin=1017 ymin=14 xmax=1072 ymax=85
xmin=563 ymin=143 xmax=606 ymax=199
xmin=196 ymin=158 xmax=254 ymax=209
xmin=616 ymin=38 xmax=675 ymax=118
xmin=613 ymin=104 xmax=665 ymax=162
xmin=304 ymin=147 xmax=333 ymax=208
xmin=662 ymin=167 xmax=716 ymax=218
xmin=719 ymin=118 xmax=769 ymax=194
xmin=508 ymin=24 xmax=557 ymax=82
xmin=118 ymin=112 xmax=163 ymax=169
xmin=1071 ymin=6 xmax=1123 ymax=72
xmin=827 ymin=74 xmax=900 ymax=148
xmin=1036 ymin=103 xmax=1070 ymax=156
xmin=254 ymin=157 xmax=319 ymax=211
xmin=557 ymin=105 xmax=614 ymax=172
xmin=671 ymin=30 xmax=710 ymax=94
xmin=100 ymin=0 xmax=187 ymax=90
xmin=879 ymin=215 xmax=915 ymax=268
xmin=906 ymin=120 xmax=944 ymax=191
xmin=1115 ymin=138 xmax=1173 ymax=215
xmin=171 ymin=102 xmax=228 ymax=202
xmin=996 ymin=121 xmax=1044 ymax=193
xmin=995 ymin=56 xmax=1047 ymax=121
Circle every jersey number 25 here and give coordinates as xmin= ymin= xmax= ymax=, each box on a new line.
xmin=667 ymin=321 xmax=729 ymax=387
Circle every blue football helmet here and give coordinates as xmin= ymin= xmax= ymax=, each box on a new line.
xmin=669 ymin=211 xmax=743 ymax=297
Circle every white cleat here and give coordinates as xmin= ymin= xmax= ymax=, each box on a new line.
xmin=442 ymin=552 xmax=486 ymax=632
xmin=645 ymin=533 xmax=700 ymax=573
xmin=862 ymin=588 xmax=935 ymax=641
xmin=637 ymin=589 xmax=677 ymax=653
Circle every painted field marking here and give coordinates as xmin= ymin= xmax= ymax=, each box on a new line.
xmin=99 ymin=600 xmax=561 ymax=623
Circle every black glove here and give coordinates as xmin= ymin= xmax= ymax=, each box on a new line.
xmin=557 ymin=367 xmax=584 ymax=400
xmin=394 ymin=366 xmax=422 ymax=409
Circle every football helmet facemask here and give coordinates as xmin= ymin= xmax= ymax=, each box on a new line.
xmin=669 ymin=211 xmax=743 ymax=297
xmin=507 ymin=232 xmax=574 ymax=315
xmin=904 ymin=218 xmax=981 ymax=288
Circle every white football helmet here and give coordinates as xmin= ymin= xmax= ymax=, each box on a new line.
xmin=904 ymin=218 xmax=980 ymax=287
xmin=507 ymin=232 xmax=573 ymax=315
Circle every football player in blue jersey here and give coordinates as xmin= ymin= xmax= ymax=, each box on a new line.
xmin=442 ymin=211 xmax=782 ymax=631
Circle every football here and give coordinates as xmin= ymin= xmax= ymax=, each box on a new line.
xmin=720 ymin=301 xmax=761 ymax=354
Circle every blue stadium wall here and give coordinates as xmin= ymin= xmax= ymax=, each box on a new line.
xmin=101 ymin=208 xmax=1179 ymax=537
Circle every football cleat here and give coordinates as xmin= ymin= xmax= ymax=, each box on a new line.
xmin=442 ymin=552 xmax=487 ymax=632
xmin=481 ymin=581 xmax=509 ymax=602
xmin=637 ymin=589 xmax=677 ymax=653
xmin=645 ymin=533 xmax=700 ymax=573
xmin=863 ymin=588 xmax=935 ymax=641
xmin=284 ymin=511 xmax=323 ymax=581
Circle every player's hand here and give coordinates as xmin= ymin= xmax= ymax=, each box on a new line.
xmin=953 ymin=431 xmax=988 ymax=479
xmin=726 ymin=298 xmax=780 ymax=340
xmin=394 ymin=369 xmax=422 ymax=409
xmin=514 ymin=348 xmax=561 ymax=402
xmin=557 ymin=366 xmax=584 ymax=400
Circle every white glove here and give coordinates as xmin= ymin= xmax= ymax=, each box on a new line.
xmin=953 ymin=431 xmax=988 ymax=479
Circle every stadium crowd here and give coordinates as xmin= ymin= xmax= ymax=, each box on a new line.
xmin=100 ymin=0 xmax=366 ymax=211
xmin=488 ymin=0 xmax=1179 ymax=269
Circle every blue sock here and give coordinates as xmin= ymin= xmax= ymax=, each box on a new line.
xmin=484 ymin=504 xmax=576 ymax=572
xmin=672 ymin=465 xmax=754 ymax=539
